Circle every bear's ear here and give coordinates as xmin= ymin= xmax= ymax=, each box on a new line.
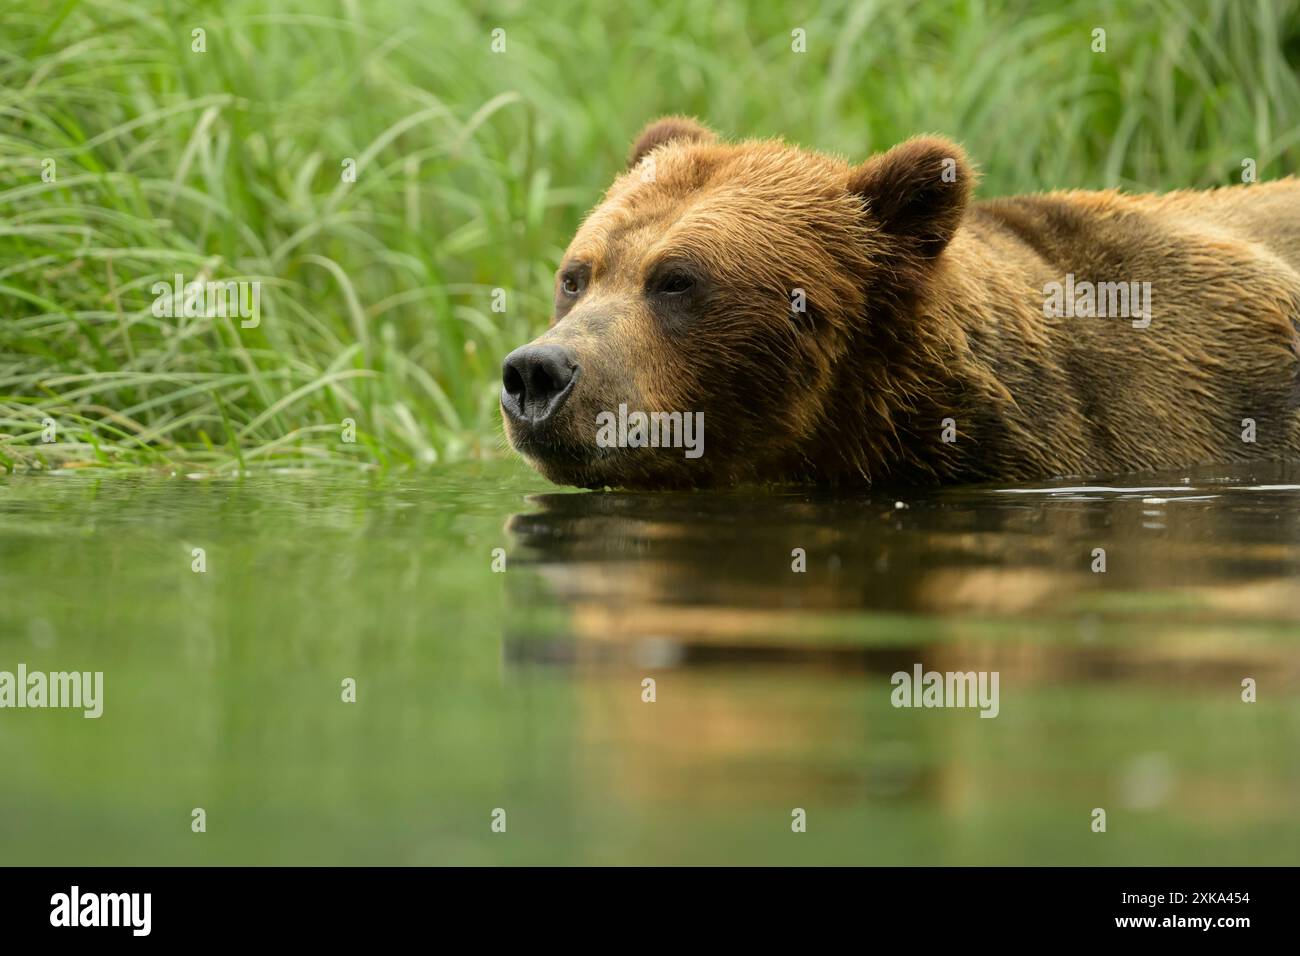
xmin=628 ymin=116 xmax=716 ymax=168
xmin=848 ymin=136 xmax=974 ymax=259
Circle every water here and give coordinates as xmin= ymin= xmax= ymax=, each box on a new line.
xmin=1 ymin=459 xmax=1297 ymax=864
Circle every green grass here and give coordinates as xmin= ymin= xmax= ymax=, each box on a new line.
xmin=2 ymin=0 xmax=1299 ymax=473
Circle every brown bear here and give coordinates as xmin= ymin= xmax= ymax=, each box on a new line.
xmin=501 ymin=116 xmax=1300 ymax=489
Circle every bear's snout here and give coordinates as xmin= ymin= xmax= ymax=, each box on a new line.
xmin=501 ymin=343 xmax=580 ymax=427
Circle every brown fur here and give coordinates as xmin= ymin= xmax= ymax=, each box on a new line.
xmin=502 ymin=116 xmax=1300 ymax=488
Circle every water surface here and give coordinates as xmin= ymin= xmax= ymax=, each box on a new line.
xmin=1 ymin=459 xmax=1297 ymax=864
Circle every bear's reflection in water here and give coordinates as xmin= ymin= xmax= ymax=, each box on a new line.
xmin=501 ymin=463 xmax=1300 ymax=824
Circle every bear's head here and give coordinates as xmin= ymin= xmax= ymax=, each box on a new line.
xmin=501 ymin=117 xmax=974 ymax=488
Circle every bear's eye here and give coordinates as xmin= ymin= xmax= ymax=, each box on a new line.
xmin=651 ymin=270 xmax=695 ymax=297
xmin=560 ymin=272 xmax=585 ymax=297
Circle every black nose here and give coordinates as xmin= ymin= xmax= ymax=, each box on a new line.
xmin=501 ymin=344 xmax=579 ymax=425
